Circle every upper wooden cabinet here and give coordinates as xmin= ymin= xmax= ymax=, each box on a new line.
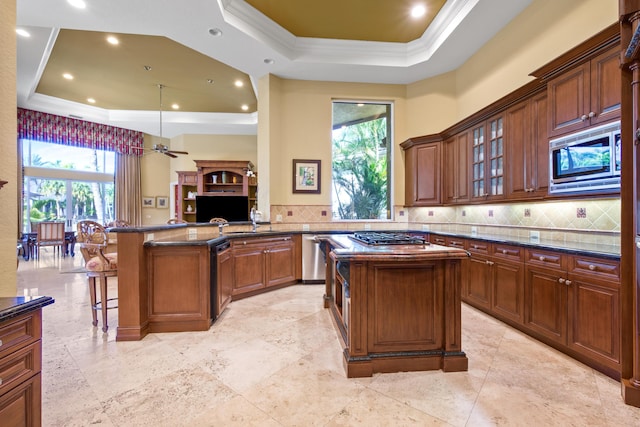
xmin=176 ymin=171 xmax=198 ymax=222
xmin=401 ymin=136 xmax=441 ymax=206
xmin=547 ymin=45 xmax=620 ymax=138
xmin=195 ymin=160 xmax=252 ymax=197
xmin=506 ymin=92 xmax=549 ymax=200
xmin=444 ymin=133 xmax=469 ymax=205
xmin=470 ymin=113 xmax=505 ymax=201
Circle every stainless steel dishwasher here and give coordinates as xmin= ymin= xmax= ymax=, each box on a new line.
xmin=302 ymin=234 xmax=326 ymax=283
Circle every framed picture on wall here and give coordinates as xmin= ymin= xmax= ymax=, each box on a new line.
xmin=156 ymin=196 xmax=169 ymax=208
xmin=142 ymin=197 xmax=155 ymax=208
xmin=293 ymin=159 xmax=321 ymax=194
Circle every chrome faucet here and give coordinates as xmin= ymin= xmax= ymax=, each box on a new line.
xmin=250 ymin=207 xmax=260 ymax=232
xmin=218 ymin=222 xmax=228 ymax=235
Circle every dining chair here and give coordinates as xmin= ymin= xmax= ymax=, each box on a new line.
xmin=34 ymin=221 xmax=66 ymax=259
xmin=105 ymin=220 xmax=131 ymax=228
xmin=77 ymin=220 xmax=118 ymax=332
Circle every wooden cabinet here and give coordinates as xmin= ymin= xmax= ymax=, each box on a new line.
xmin=231 ymin=235 xmax=296 ymax=297
xmin=0 ymin=309 xmax=44 ymax=427
xmin=506 ymin=92 xmax=549 ymax=199
xmin=215 ymin=244 xmax=233 ymax=319
xmin=146 ymin=245 xmax=211 ymax=332
xmin=196 ymin=160 xmax=251 ymax=197
xmin=465 ymin=240 xmax=524 ymax=323
xmin=401 ymin=137 xmax=441 ymax=206
xmin=470 ymin=114 xmax=505 ymax=201
xmin=176 ymin=171 xmax=198 ymax=223
xmin=444 ymin=133 xmax=469 ymax=204
xmin=547 ymin=45 xmax=620 ymax=138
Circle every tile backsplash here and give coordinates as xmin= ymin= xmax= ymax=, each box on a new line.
xmin=269 ymin=199 xmax=620 ymax=246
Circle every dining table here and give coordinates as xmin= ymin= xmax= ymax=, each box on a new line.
xmin=20 ymin=231 xmax=76 ymax=260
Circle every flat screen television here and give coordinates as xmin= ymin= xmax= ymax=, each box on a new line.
xmin=195 ymin=195 xmax=249 ymax=223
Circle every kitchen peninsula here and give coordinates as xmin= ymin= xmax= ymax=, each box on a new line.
xmin=320 ymin=232 xmax=470 ymax=378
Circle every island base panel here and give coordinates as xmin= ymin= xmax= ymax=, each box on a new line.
xmin=343 ymin=351 xmax=468 ymax=378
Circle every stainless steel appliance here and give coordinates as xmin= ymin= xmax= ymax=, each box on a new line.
xmin=302 ymin=234 xmax=325 ymax=283
xmin=549 ymin=121 xmax=621 ymax=194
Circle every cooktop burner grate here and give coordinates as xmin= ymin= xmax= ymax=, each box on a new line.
xmin=351 ymin=232 xmax=427 ymax=246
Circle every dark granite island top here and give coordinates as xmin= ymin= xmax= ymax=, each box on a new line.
xmin=319 ymin=234 xmax=469 ymax=378
xmin=0 ymin=296 xmax=54 ymax=322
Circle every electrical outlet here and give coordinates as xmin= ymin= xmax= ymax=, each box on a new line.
xmin=530 ymin=230 xmax=540 ymax=242
xmin=364 ymin=223 xmax=371 ymax=230
xmin=276 ymin=214 xmax=283 ymax=222
xmin=302 ymin=224 xmax=310 ymax=231
xmin=145 ymin=233 xmax=154 ymax=242
xmin=422 ymin=224 xmax=430 ymax=231
xmin=187 ymin=228 xmax=197 ymax=240
xmin=471 ymin=226 xmax=477 ymax=236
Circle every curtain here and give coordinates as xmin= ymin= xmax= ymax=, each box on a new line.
xmin=115 ymin=153 xmax=142 ymax=226
xmin=17 ymin=108 xmax=144 ymax=155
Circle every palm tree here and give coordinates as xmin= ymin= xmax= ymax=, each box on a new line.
xmin=332 ymin=118 xmax=388 ymax=219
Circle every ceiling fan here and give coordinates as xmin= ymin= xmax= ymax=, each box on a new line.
xmin=148 ymin=84 xmax=189 ymax=158
xmin=152 ymin=144 xmax=188 ymax=158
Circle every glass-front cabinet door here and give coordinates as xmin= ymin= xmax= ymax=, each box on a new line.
xmin=471 ymin=114 xmax=505 ymax=201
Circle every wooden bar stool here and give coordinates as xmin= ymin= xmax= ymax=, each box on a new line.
xmin=77 ymin=220 xmax=118 ymax=332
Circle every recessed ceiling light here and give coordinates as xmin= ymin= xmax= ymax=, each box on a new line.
xmin=207 ymin=79 xmax=214 ymax=84
xmin=171 ymin=104 xmax=180 ymax=110
xmin=63 ymin=73 xmax=74 ymax=80
xmin=143 ymin=65 xmax=152 ymax=71
xmin=67 ymin=0 xmax=86 ymax=9
xmin=16 ymin=29 xmax=30 ymax=38
xmin=208 ymin=28 xmax=223 ymax=37
xmin=234 ymin=80 xmax=244 ymax=88
xmin=87 ymin=98 xmax=96 ymax=104
xmin=241 ymin=105 xmax=249 ymax=111
xmin=411 ymin=4 xmax=426 ymax=18
xmin=106 ymin=36 xmax=119 ymax=45
xmin=263 ymin=58 xmax=275 ymax=65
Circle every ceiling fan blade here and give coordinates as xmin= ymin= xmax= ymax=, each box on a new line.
xmin=163 ymin=152 xmax=178 ymax=158
xmin=167 ymin=150 xmax=189 ymax=155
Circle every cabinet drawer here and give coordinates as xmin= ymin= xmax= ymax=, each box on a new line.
xmin=0 ymin=341 xmax=41 ymax=396
xmin=569 ymin=255 xmax=620 ymax=282
xmin=467 ymin=240 xmax=490 ymax=255
xmin=231 ymin=235 xmax=293 ymax=248
xmin=525 ymin=249 xmax=566 ymax=270
xmin=492 ymin=243 xmax=523 ymax=262
xmin=448 ymin=238 xmax=466 ymax=249
xmin=429 ymin=235 xmax=447 ymax=246
xmin=0 ymin=311 xmax=41 ymax=360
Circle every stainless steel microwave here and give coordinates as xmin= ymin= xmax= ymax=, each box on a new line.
xmin=549 ymin=121 xmax=621 ymax=194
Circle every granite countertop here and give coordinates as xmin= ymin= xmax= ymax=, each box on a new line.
xmin=134 ymin=224 xmax=619 ymax=259
xmin=0 ymin=296 xmax=55 ymax=323
xmin=321 ymin=234 xmax=469 ymax=262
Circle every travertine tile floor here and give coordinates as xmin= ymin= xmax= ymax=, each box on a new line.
xmin=16 ymin=253 xmax=640 ymax=426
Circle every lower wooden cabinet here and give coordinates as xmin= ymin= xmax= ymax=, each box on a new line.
xmin=231 ymin=235 xmax=296 ymax=297
xmin=0 ymin=310 xmax=44 ymax=427
xmin=441 ymin=234 xmax=621 ymax=378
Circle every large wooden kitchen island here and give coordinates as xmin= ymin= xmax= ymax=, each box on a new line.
xmin=321 ymin=233 xmax=470 ymax=378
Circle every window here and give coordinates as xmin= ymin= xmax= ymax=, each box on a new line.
xmin=21 ymin=140 xmax=115 ymax=232
xmin=331 ymin=101 xmax=392 ymax=220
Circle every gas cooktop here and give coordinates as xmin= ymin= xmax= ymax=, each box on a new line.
xmin=351 ymin=232 xmax=427 ymax=246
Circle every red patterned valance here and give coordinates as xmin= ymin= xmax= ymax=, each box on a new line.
xmin=17 ymin=108 xmax=144 ymax=156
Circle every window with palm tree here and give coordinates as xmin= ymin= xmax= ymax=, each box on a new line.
xmin=22 ymin=140 xmax=115 ymax=231
xmin=332 ymin=101 xmax=392 ymax=220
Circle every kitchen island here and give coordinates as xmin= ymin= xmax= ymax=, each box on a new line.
xmin=320 ymin=232 xmax=470 ymax=378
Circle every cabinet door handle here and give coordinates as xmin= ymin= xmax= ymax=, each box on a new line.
xmin=502 ymin=249 xmax=507 ymax=254
xmin=565 ymin=280 xmax=572 ymax=285
xmin=588 ymin=264 xmax=596 ymax=271
xmin=581 ymin=114 xmax=588 ymax=121
xmin=588 ymin=111 xmax=596 ymax=118
xmin=242 ymin=241 xmax=247 ymax=245
xmin=539 ymin=256 xmax=545 ymax=261
xmin=558 ymin=278 xmax=565 ymax=284
xmin=0 ymin=338 xmax=2 ymax=347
